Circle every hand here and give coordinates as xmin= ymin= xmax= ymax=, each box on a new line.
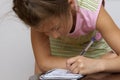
xmin=66 ymin=56 xmax=104 ymax=75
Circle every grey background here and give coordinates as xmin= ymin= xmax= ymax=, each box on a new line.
xmin=0 ymin=0 xmax=120 ymax=80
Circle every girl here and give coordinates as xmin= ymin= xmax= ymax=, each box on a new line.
xmin=13 ymin=0 xmax=120 ymax=77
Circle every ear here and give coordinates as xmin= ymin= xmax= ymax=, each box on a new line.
xmin=68 ymin=0 xmax=76 ymax=10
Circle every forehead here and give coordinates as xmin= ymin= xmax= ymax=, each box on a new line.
xmin=40 ymin=17 xmax=58 ymax=27
xmin=39 ymin=15 xmax=68 ymax=28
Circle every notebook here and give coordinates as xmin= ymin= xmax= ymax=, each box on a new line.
xmin=40 ymin=69 xmax=83 ymax=80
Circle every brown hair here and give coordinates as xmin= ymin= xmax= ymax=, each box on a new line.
xmin=13 ymin=0 xmax=70 ymax=27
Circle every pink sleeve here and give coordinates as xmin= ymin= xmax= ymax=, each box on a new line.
xmin=69 ymin=0 xmax=104 ymax=39
xmin=79 ymin=0 xmax=104 ymax=34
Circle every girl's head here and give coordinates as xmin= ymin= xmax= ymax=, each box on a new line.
xmin=13 ymin=0 xmax=76 ymax=38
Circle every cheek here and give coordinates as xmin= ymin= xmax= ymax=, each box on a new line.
xmin=59 ymin=16 xmax=73 ymax=35
xmin=44 ymin=32 xmax=51 ymax=36
xmin=59 ymin=25 xmax=71 ymax=36
xmin=67 ymin=18 xmax=73 ymax=33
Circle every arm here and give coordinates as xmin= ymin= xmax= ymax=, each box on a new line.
xmin=96 ymin=5 xmax=120 ymax=72
xmin=31 ymin=28 xmax=68 ymax=73
xmin=97 ymin=6 xmax=120 ymax=55
xmin=66 ymin=5 xmax=120 ymax=74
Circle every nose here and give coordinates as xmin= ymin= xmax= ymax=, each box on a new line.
xmin=51 ymin=32 xmax=60 ymax=39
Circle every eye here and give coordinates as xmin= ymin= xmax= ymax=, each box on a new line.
xmin=51 ymin=25 xmax=60 ymax=31
xmin=55 ymin=26 xmax=60 ymax=31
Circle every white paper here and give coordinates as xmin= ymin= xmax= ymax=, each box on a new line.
xmin=39 ymin=69 xmax=83 ymax=80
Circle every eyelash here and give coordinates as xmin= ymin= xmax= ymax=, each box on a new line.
xmin=51 ymin=26 xmax=60 ymax=31
xmin=55 ymin=26 xmax=60 ymax=30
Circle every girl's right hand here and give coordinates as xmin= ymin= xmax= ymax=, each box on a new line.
xmin=66 ymin=56 xmax=104 ymax=75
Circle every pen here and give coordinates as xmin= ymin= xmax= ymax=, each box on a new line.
xmin=80 ymin=37 xmax=96 ymax=55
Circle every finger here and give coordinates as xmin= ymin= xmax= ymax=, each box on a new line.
xmin=66 ymin=56 xmax=80 ymax=67
xmin=70 ymin=63 xmax=79 ymax=74
xmin=70 ymin=62 xmax=84 ymax=74
xmin=78 ymin=63 xmax=85 ymax=74
xmin=69 ymin=62 xmax=78 ymax=71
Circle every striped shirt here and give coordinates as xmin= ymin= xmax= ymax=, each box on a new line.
xmin=50 ymin=0 xmax=111 ymax=58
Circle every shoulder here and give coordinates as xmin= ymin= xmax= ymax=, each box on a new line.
xmin=96 ymin=5 xmax=109 ymax=30
xmin=75 ymin=0 xmax=104 ymax=32
xmin=77 ymin=0 xmax=103 ymax=11
xmin=96 ymin=5 xmax=115 ymax=34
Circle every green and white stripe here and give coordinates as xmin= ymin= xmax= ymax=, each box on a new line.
xmin=77 ymin=0 xmax=100 ymax=11
xmin=50 ymin=31 xmax=111 ymax=58
xmin=49 ymin=0 xmax=111 ymax=58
